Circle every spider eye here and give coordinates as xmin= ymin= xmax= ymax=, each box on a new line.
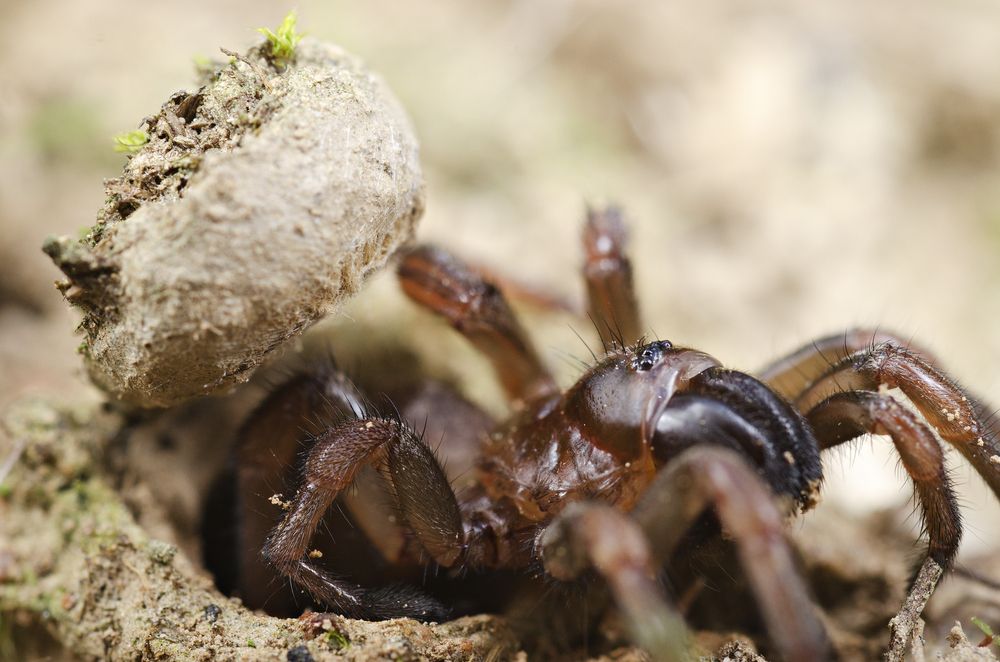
xmin=631 ymin=340 xmax=672 ymax=371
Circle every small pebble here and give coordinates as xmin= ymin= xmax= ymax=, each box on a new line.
xmin=287 ymin=645 xmax=315 ymax=662
xmin=204 ymin=604 xmax=221 ymax=623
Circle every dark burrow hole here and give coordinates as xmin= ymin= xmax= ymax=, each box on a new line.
xmin=195 ymin=348 xmax=527 ymax=620
xmin=200 ymin=467 xmax=524 ymax=620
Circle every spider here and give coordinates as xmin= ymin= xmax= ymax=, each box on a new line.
xmin=226 ymin=207 xmax=1000 ymax=661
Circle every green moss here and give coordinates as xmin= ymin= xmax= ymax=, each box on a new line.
xmin=70 ymin=479 xmax=91 ymax=506
xmin=324 ymin=629 xmax=350 ymax=650
xmin=973 ymin=617 xmax=997 ymax=647
xmin=246 ymin=638 xmax=257 ymax=648
xmin=257 ymin=11 xmax=303 ymax=66
xmin=112 ymin=130 xmax=148 ymax=154
xmin=192 ymin=54 xmax=219 ymax=81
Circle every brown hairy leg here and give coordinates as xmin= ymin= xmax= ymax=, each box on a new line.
xmin=766 ymin=333 xmax=1000 ymax=658
xmin=791 ymin=341 xmax=1000 ymax=497
xmin=398 ymin=245 xmax=557 ymax=406
xmin=583 ymin=205 xmax=642 ymax=349
xmin=762 ymin=331 xmax=999 ymax=512
xmin=806 ymin=390 xmax=961 ymax=661
xmin=234 ymin=368 xmax=365 ymax=611
xmin=758 ymin=328 xmax=938 ymax=401
xmin=261 ymin=416 xmax=466 ymax=620
xmin=631 ymin=447 xmax=832 ymax=662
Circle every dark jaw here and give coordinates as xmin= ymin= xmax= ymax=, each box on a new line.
xmin=640 ymin=349 xmax=721 ymax=445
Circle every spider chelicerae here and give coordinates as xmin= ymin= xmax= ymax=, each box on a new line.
xmin=220 ymin=207 xmax=1000 ymax=661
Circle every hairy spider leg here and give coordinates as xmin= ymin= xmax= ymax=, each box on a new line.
xmin=235 ymin=368 xmax=366 ymax=611
xmin=262 ymin=416 xmax=465 ymax=621
xmin=583 ymin=205 xmax=642 ymax=350
xmin=758 ymin=328 xmax=937 ymax=402
xmin=793 ymin=342 xmax=1000 ymax=499
xmin=806 ymin=390 xmax=960 ymax=662
xmin=807 ymin=391 xmax=961 ymax=564
xmin=644 ymin=372 xmax=831 ymax=662
xmin=532 ymin=355 xmax=832 ymax=661
xmin=632 ymin=447 xmax=832 ymax=662
xmin=398 ymin=245 xmax=557 ymax=405
xmin=767 ymin=338 xmax=1000 ymax=658
xmin=539 ymin=502 xmax=690 ymax=662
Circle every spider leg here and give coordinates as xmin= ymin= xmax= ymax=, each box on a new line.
xmin=262 ymin=416 xmax=466 ymax=620
xmin=398 ymin=245 xmax=557 ymax=405
xmin=583 ymin=205 xmax=642 ymax=349
xmin=761 ymin=331 xmax=1000 ymax=655
xmin=807 ymin=390 xmax=960 ymax=564
xmin=636 ymin=369 xmax=828 ymax=657
xmin=793 ymin=341 xmax=1000 ymax=498
xmin=393 ymin=379 xmax=495 ymax=489
xmin=758 ymin=328 xmax=937 ymax=401
xmin=538 ymin=502 xmax=690 ymax=662
xmin=234 ymin=368 xmax=366 ymax=610
xmin=632 ymin=446 xmax=831 ymax=662
xmin=806 ymin=390 xmax=960 ymax=662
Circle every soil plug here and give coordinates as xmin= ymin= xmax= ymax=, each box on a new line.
xmin=44 ymin=30 xmax=424 ymax=408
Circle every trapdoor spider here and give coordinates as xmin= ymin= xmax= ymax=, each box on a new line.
xmin=227 ymin=208 xmax=1000 ymax=661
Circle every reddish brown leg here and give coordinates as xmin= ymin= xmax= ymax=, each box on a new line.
xmin=630 ymin=447 xmax=831 ymax=662
xmin=338 ymin=379 xmax=497 ymax=564
xmin=808 ymin=390 xmax=961 ymax=565
xmin=398 ymin=245 xmax=557 ymax=405
xmin=471 ymin=264 xmax=578 ymax=314
xmin=235 ymin=368 xmax=365 ymax=610
xmin=793 ymin=341 xmax=1000 ymax=499
xmin=759 ymin=328 xmax=938 ymax=401
xmin=806 ymin=390 xmax=960 ymax=661
xmin=538 ymin=502 xmax=690 ymax=662
xmin=262 ymin=416 xmax=467 ymax=620
xmin=583 ymin=206 xmax=642 ymax=349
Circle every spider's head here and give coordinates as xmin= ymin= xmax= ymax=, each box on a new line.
xmin=562 ymin=340 xmax=720 ymax=461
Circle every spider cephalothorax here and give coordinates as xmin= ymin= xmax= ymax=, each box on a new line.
xmin=223 ymin=207 xmax=1000 ymax=661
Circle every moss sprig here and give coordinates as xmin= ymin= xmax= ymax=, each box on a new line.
xmin=257 ymin=11 xmax=303 ymax=66
xmin=112 ymin=130 xmax=148 ymax=154
xmin=972 ymin=617 xmax=997 ymax=648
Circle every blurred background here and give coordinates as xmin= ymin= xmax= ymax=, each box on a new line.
xmin=2 ymin=0 xmax=999 ymax=563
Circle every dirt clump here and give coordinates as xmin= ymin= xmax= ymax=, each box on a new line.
xmin=43 ymin=38 xmax=424 ymax=408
